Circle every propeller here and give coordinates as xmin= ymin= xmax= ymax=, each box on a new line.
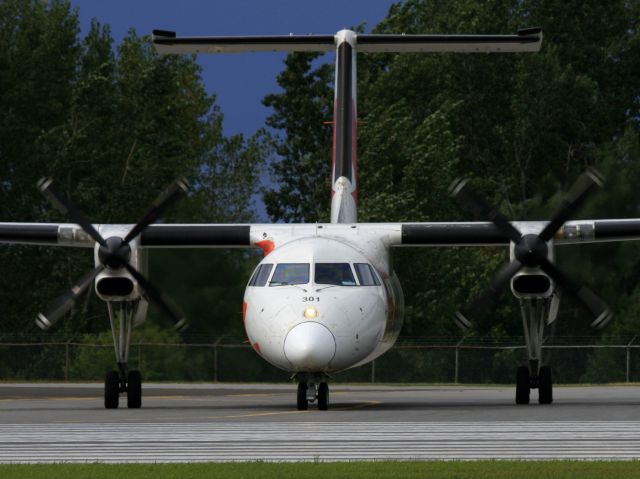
xmin=449 ymin=167 xmax=612 ymax=331
xmin=35 ymin=177 xmax=190 ymax=331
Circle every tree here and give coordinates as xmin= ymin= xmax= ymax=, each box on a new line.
xmin=0 ymin=1 xmax=263 ymax=349
xmin=260 ymin=0 xmax=640 ymax=346
xmin=262 ymin=53 xmax=334 ymax=222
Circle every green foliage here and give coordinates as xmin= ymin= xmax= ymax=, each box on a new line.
xmin=2 ymin=0 xmax=640 ymax=384
xmin=261 ymin=0 xmax=640 ymax=378
xmin=262 ymin=53 xmax=334 ymax=222
xmin=0 ymin=1 xmax=262 ymax=353
xmin=4 ymin=461 xmax=640 ymax=479
xmin=67 ymin=324 xmax=191 ymax=380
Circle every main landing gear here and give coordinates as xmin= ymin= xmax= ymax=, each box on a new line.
xmin=296 ymin=374 xmax=330 ymax=410
xmin=516 ymin=297 xmax=556 ymax=405
xmin=104 ymin=301 xmax=143 ymax=409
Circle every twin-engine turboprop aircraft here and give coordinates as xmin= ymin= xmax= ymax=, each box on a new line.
xmin=2 ymin=27 xmax=640 ymax=410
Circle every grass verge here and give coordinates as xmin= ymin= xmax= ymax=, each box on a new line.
xmin=1 ymin=461 xmax=640 ymax=479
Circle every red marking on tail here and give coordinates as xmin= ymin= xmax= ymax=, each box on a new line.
xmin=256 ymin=239 xmax=275 ymax=256
xmin=331 ymin=102 xmax=337 ymax=187
xmin=351 ymin=100 xmax=358 ymax=205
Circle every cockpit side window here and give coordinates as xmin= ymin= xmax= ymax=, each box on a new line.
xmin=249 ymin=263 xmax=273 ymax=287
xmin=315 ymin=263 xmax=357 ymax=286
xmin=270 ymin=263 xmax=309 ymax=286
xmin=354 ymin=263 xmax=381 ymax=286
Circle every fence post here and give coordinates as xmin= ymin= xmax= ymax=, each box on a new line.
xmin=454 ymin=336 xmax=466 ymax=384
xmin=627 ymin=336 xmax=637 ymax=383
xmin=65 ymin=339 xmax=71 ymax=381
xmin=213 ymin=336 xmax=226 ymax=383
xmin=371 ymin=360 xmax=375 ymax=383
xmin=214 ymin=345 xmax=218 ymax=383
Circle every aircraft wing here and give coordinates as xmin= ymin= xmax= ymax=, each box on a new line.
xmin=3 ymin=219 xmax=640 ymax=249
xmin=0 ymin=223 xmax=254 ymax=248
xmin=395 ymin=219 xmax=640 ymax=246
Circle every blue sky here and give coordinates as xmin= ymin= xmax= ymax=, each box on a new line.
xmin=70 ymin=0 xmax=399 ymax=138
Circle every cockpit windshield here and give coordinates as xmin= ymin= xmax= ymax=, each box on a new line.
xmin=315 ymin=263 xmax=356 ymax=286
xmin=354 ymin=263 xmax=381 ymax=286
xmin=248 ymin=263 xmax=273 ymax=287
xmin=270 ymin=263 xmax=310 ymax=286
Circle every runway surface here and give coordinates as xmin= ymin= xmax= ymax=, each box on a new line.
xmin=1 ymin=383 xmax=639 ymax=462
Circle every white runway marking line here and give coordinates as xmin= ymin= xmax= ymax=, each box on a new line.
xmin=1 ymin=422 xmax=640 ymax=462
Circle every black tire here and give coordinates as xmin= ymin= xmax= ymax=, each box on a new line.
xmin=104 ymin=370 xmax=120 ymax=409
xmin=297 ymin=382 xmax=308 ymax=411
xmin=317 ymin=382 xmax=329 ymax=411
xmin=515 ymin=366 xmax=530 ymax=405
xmin=127 ymin=370 xmax=142 ymax=409
xmin=538 ymin=366 xmax=553 ymax=405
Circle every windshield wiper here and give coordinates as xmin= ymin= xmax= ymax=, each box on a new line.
xmin=316 ymin=285 xmax=338 ymax=291
xmin=270 ymin=282 xmax=307 ymax=292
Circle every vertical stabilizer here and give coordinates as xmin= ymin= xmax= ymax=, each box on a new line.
xmin=330 ymin=30 xmax=358 ymax=224
xmin=152 ymin=27 xmax=542 ymax=225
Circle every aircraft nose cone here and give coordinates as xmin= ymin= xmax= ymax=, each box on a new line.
xmin=284 ymin=322 xmax=336 ymax=370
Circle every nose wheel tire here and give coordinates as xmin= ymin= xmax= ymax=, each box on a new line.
xmin=127 ymin=370 xmax=142 ymax=409
xmin=297 ymin=381 xmax=308 ymax=410
xmin=538 ymin=366 xmax=553 ymax=404
xmin=318 ymin=382 xmax=329 ymax=410
xmin=515 ymin=366 xmax=530 ymax=405
xmin=104 ymin=370 xmax=120 ymax=409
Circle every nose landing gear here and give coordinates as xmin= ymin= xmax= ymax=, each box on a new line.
xmin=295 ymin=374 xmax=330 ymax=410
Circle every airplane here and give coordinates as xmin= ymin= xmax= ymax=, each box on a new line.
xmin=2 ymin=26 xmax=638 ymax=411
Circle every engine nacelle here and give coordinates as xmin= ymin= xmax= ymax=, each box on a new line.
xmin=509 ymin=223 xmax=555 ymax=299
xmin=93 ymin=225 xmax=146 ymax=301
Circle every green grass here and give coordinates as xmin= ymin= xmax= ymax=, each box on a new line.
xmin=2 ymin=461 xmax=640 ymax=479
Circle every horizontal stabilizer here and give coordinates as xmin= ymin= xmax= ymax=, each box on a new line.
xmin=152 ymin=30 xmax=335 ymax=54
xmin=357 ymin=28 xmax=542 ymax=53
xmin=152 ymin=28 xmax=542 ymax=55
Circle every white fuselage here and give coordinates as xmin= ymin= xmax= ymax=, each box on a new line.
xmin=243 ymin=236 xmax=403 ymax=373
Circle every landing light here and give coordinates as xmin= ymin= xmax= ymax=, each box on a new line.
xmin=303 ymin=307 xmax=318 ymax=319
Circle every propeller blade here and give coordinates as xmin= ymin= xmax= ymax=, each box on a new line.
xmin=449 ymin=178 xmax=522 ymax=243
xmin=453 ymin=311 xmax=473 ymax=331
xmin=538 ymin=258 xmax=612 ymax=329
xmin=123 ymin=178 xmax=190 ymax=243
xmin=35 ymin=266 xmax=103 ymax=330
xmin=123 ymin=263 xmax=189 ymax=331
xmin=538 ymin=167 xmax=605 ymax=241
xmin=454 ymin=259 xmax=523 ymax=328
xmin=37 ymin=178 xmax=107 ymax=247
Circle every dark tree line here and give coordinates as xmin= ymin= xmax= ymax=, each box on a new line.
xmin=1 ymin=0 xmax=640 ymax=382
xmin=262 ymin=0 xmax=640 ymax=380
xmin=0 ymin=0 xmax=262 ymax=351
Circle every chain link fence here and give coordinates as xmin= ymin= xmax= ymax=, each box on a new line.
xmin=0 ymin=336 xmax=639 ymax=383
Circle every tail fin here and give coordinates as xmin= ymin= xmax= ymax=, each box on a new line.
xmin=153 ymin=28 xmax=543 ymax=224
